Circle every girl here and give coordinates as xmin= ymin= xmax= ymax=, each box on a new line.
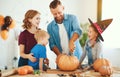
xmin=80 ymin=18 xmax=112 ymax=66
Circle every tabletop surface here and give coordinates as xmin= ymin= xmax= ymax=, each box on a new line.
xmin=1 ymin=67 xmax=120 ymax=77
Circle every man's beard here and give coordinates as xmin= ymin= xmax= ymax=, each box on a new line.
xmin=55 ymin=16 xmax=64 ymax=24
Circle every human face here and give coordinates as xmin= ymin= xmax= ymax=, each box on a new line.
xmin=88 ymin=26 xmax=98 ymax=41
xmin=50 ymin=5 xmax=64 ymax=23
xmin=29 ymin=13 xmax=40 ymax=28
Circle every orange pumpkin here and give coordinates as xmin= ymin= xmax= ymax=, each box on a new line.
xmin=99 ymin=65 xmax=113 ymax=76
xmin=0 ymin=15 xmax=4 ymax=26
xmin=93 ymin=58 xmax=111 ymax=71
xmin=56 ymin=54 xmax=79 ymax=71
xmin=17 ymin=65 xmax=33 ymax=75
xmin=0 ymin=30 xmax=8 ymax=40
xmin=23 ymin=65 xmax=34 ymax=73
xmin=17 ymin=67 xmax=28 ymax=75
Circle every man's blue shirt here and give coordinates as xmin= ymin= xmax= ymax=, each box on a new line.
xmin=47 ymin=14 xmax=82 ymax=60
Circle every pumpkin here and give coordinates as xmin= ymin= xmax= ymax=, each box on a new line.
xmin=56 ymin=54 xmax=79 ymax=71
xmin=17 ymin=65 xmax=33 ymax=75
xmin=17 ymin=67 xmax=28 ymax=75
xmin=0 ymin=30 xmax=8 ymax=40
xmin=93 ymin=58 xmax=111 ymax=71
xmin=0 ymin=15 xmax=4 ymax=26
xmin=23 ymin=65 xmax=34 ymax=73
xmin=99 ymin=65 xmax=113 ymax=76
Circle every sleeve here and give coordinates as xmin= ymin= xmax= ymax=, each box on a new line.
xmin=96 ymin=42 xmax=103 ymax=58
xmin=18 ymin=31 xmax=26 ymax=45
xmin=80 ymin=42 xmax=87 ymax=63
xmin=39 ymin=47 xmax=47 ymax=58
xmin=71 ymin=15 xmax=82 ymax=37
xmin=47 ymin=24 xmax=55 ymax=50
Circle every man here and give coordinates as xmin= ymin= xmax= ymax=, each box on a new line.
xmin=47 ymin=0 xmax=82 ymax=60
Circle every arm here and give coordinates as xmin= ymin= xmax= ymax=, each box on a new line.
xmin=69 ymin=33 xmax=79 ymax=52
xmin=51 ymin=46 xmax=61 ymax=56
xmin=47 ymin=24 xmax=61 ymax=56
xmin=19 ymin=44 xmax=36 ymax=62
xmin=79 ymin=49 xmax=87 ymax=64
xmin=80 ymin=40 xmax=89 ymax=64
xmin=69 ymin=15 xmax=82 ymax=52
xmin=39 ymin=58 xmax=44 ymax=71
xmin=96 ymin=42 xmax=103 ymax=58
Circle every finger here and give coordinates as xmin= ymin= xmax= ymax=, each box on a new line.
xmin=30 ymin=53 xmax=33 ymax=55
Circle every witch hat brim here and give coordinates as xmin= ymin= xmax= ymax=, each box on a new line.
xmin=88 ymin=18 xmax=113 ymax=41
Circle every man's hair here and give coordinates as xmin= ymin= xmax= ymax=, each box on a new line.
xmin=49 ymin=0 xmax=62 ymax=9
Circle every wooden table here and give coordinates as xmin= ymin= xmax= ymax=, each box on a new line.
xmin=1 ymin=67 xmax=120 ymax=77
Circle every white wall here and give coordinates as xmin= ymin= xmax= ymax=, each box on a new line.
xmin=0 ymin=0 xmax=98 ymax=69
xmin=102 ymin=0 xmax=120 ymax=48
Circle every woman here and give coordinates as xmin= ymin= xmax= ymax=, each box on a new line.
xmin=18 ymin=9 xmax=40 ymax=67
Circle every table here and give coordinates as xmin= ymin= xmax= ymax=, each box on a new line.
xmin=1 ymin=67 xmax=120 ymax=77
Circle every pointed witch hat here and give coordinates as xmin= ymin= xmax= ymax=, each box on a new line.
xmin=88 ymin=18 xmax=113 ymax=41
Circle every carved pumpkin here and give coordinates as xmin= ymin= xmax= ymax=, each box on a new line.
xmin=99 ymin=65 xmax=113 ymax=76
xmin=56 ymin=54 xmax=79 ymax=71
xmin=93 ymin=58 xmax=111 ymax=71
xmin=0 ymin=30 xmax=8 ymax=40
xmin=0 ymin=15 xmax=4 ymax=26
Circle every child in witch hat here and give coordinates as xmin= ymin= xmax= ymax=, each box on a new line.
xmin=80 ymin=18 xmax=113 ymax=67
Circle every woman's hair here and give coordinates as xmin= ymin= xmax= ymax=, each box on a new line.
xmin=34 ymin=30 xmax=49 ymax=42
xmin=1 ymin=16 xmax=12 ymax=31
xmin=49 ymin=0 xmax=62 ymax=9
xmin=22 ymin=9 xmax=40 ymax=29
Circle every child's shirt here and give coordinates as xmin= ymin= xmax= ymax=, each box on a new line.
xmin=28 ymin=44 xmax=46 ymax=69
xmin=81 ymin=39 xmax=103 ymax=65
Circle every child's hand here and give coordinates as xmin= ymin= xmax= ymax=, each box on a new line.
xmin=44 ymin=58 xmax=49 ymax=65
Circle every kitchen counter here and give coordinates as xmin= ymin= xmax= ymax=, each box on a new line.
xmin=1 ymin=67 xmax=120 ymax=77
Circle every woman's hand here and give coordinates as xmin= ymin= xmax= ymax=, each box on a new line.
xmin=28 ymin=53 xmax=37 ymax=62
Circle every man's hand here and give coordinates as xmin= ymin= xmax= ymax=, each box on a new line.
xmin=69 ymin=40 xmax=76 ymax=52
xmin=69 ymin=33 xmax=79 ymax=52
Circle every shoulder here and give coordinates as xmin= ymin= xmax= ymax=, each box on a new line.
xmin=96 ymin=40 xmax=103 ymax=48
xmin=20 ymin=30 xmax=28 ymax=35
xmin=47 ymin=20 xmax=56 ymax=31
xmin=64 ymin=14 xmax=77 ymax=19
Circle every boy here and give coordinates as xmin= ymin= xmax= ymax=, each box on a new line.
xmin=28 ymin=30 xmax=50 ymax=71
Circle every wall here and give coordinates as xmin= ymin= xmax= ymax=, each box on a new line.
xmin=0 ymin=0 xmax=99 ymax=69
